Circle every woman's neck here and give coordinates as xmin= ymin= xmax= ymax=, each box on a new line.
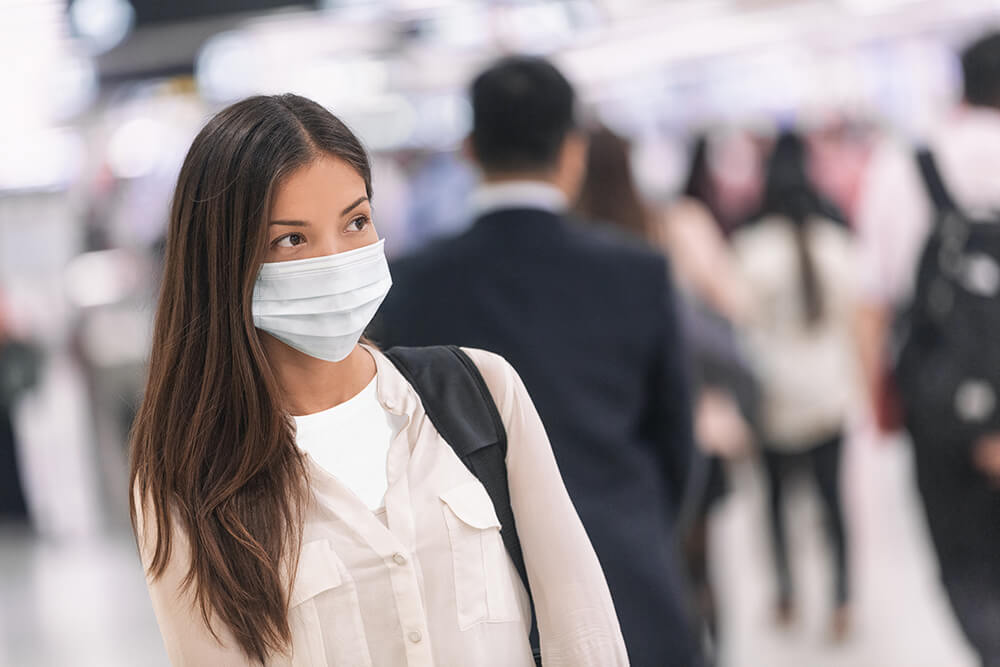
xmin=263 ymin=339 xmax=377 ymax=416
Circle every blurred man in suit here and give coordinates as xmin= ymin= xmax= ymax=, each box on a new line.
xmin=370 ymin=56 xmax=701 ymax=667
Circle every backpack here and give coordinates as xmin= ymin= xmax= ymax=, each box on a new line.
xmin=382 ymin=345 xmax=542 ymax=666
xmin=892 ymin=149 xmax=1000 ymax=447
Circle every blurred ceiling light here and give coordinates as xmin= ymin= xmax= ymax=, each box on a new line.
xmin=107 ymin=117 xmax=167 ymax=179
xmin=559 ymin=9 xmax=790 ymax=89
xmin=47 ymin=52 xmax=99 ymax=121
xmin=319 ymin=0 xmax=380 ymax=10
xmin=496 ymin=2 xmax=574 ymax=53
xmin=428 ymin=6 xmax=491 ymax=49
xmin=392 ymin=0 xmax=465 ymax=11
xmin=195 ymin=31 xmax=260 ymax=103
xmin=287 ymin=59 xmax=390 ymax=107
xmin=839 ymin=0 xmax=919 ymax=15
xmin=0 ymin=128 xmax=83 ymax=193
xmin=338 ymin=94 xmax=418 ymax=151
xmin=1 ymin=1 xmax=97 ymax=129
xmin=69 ymin=0 xmax=135 ymax=53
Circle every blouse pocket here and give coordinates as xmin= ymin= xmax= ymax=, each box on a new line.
xmin=440 ymin=480 xmax=520 ymax=630
xmin=289 ymin=539 xmax=373 ymax=667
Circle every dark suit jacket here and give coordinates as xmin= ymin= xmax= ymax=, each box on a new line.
xmin=369 ymin=207 xmax=700 ymax=667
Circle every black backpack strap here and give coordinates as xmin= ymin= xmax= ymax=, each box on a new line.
xmin=382 ymin=345 xmax=541 ymax=665
xmin=916 ymin=147 xmax=958 ymax=214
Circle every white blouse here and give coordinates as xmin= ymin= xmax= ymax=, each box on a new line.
xmin=135 ymin=347 xmax=628 ymax=666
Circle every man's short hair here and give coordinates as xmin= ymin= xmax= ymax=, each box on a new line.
xmin=962 ymin=30 xmax=1000 ymax=108
xmin=470 ymin=56 xmax=576 ymax=172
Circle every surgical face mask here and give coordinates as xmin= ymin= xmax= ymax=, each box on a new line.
xmin=252 ymin=239 xmax=392 ymax=362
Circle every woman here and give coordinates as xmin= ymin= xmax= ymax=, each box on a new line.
xmin=664 ymin=134 xmax=753 ymax=324
xmin=575 ymin=126 xmax=759 ymax=656
xmin=129 ymin=94 xmax=626 ymax=666
xmin=575 ymin=126 xmax=757 ymax=460
xmin=730 ymin=131 xmax=858 ymax=639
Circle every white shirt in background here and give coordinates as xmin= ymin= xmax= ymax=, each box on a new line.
xmin=732 ymin=217 xmax=861 ymax=449
xmin=293 ymin=376 xmax=406 ymax=511
xmin=856 ymin=108 xmax=1000 ymax=307
xmin=468 ymin=180 xmax=568 ymax=218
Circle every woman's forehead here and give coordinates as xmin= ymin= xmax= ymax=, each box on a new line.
xmin=271 ymin=156 xmax=367 ymax=221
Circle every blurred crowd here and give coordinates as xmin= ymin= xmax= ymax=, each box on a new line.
xmin=3 ymin=1 xmax=1000 ymax=666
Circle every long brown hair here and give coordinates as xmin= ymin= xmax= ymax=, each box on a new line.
xmin=753 ymin=131 xmax=845 ymax=327
xmin=129 ymin=94 xmax=372 ymax=663
xmin=574 ymin=125 xmax=654 ymax=240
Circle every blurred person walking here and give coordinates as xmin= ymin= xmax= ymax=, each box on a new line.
xmin=575 ymin=126 xmax=760 ymax=662
xmin=731 ymin=132 xmax=858 ymax=639
xmin=130 ymin=93 xmax=626 ymax=666
xmin=371 ymin=58 xmax=701 ymax=667
xmin=856 ymin=30 xmax=1000 ymax=666
xmin=661 ymin=134 xmax=754 ymax=325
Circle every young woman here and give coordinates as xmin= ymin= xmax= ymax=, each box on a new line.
xmin=730 ymin=131 xmax=858 ymax=639
xmin=129 ymin=94 xmax=627 ymax=666
xmin=575 ymin=125 xmax=758 ymax=653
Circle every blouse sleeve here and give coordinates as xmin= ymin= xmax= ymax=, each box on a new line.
xmin=463 ymin=348 xmax=630 ymax=667
xmin=133 ymin=490 xmax=256 ymax=666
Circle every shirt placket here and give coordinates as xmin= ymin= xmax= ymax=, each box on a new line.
xmin=385 ymin=439 xmax=434 ymax=665
xmin=378 ymin=368 xmax=435 ymax=667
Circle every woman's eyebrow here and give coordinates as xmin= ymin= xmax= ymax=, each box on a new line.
xmin=341 ymin=196 xmax=368 ymax=215
xmin=269 ymin=196 xmax=367 ymax=225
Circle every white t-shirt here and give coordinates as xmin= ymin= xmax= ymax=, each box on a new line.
xmin=293 ymin=375 xmax=406 ymax=511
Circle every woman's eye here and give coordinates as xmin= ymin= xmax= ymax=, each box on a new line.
xmin=275 ymin=233 xmax=306 ymax=248
xmin=347 ymin=216 xmax=370 ymax=232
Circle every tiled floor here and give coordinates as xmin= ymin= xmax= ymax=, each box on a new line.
xmin=0 ymin=526 xmax=168 ymax=667
xmin=0 ymin=426 xmax=981 ymax=667
xmin=711 ymin=426 xmax=978 ymax=667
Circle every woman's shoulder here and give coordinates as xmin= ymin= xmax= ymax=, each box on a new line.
xmin=459 ymin=347 xmax=515 ymax=383
xmin=458 ymin=348 xmax=522 ymax=415
xmin=131 ymin=480 xmax=191 ymax=569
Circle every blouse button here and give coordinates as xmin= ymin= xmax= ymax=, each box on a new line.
xmin=392 ymin=552 xmax=407 ymax=566
xmin=408 ymin=631 xmax=423 ymax=644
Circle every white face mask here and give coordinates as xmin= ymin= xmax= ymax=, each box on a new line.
xmin=252 ymin=239 xmax=392 ymax=362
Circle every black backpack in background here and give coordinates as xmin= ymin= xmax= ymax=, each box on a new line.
xmin=382 ymin=345 xmax=542 ymax=666
xmin=892 ymin=149 xmax=1000 ymax=448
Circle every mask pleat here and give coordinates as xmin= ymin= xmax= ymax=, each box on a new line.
xmin=251 ymin=239 xmax=392 ymax=362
